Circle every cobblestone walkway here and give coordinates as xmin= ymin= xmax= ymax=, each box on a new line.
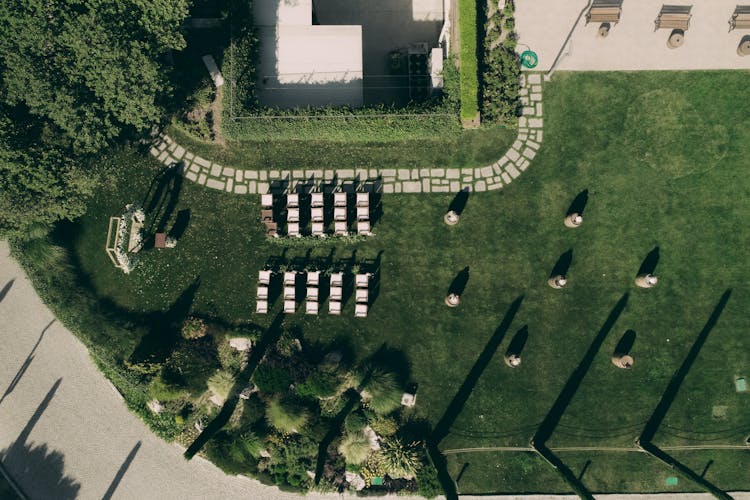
xmin=149 ymin=75 xmax=544 ymax=194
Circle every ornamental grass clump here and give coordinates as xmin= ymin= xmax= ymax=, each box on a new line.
xmin=338 ymin=430 xmax=372 ymax=465
xmin=266 ymin=396 xmax=310 ymax=434
xmin=207 ymin=370 xmax=236 ymax=402
xmin=379 ymin=437 xmax=422 ymax=479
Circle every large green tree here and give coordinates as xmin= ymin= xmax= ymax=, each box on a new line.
xmin=0 ymin=0 xmax=188 ymax=152
xmin=0 ymin=107 xmax=95 ymax=236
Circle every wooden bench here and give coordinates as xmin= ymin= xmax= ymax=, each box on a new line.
xmin=730 ymin=6 xmax=750 ymax=31
xmin=586 ymin=6 xmax=622 ymax=25
xmin=654 ymin=6 xmax=692 ymax=31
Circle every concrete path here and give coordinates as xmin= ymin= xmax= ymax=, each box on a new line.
xmin=148 ymin=76 xmax=543 ymax=195
xmin=515 ymin=0 xmax=750 ymax=73
xmin=0 ymin=240 xmax=358 ymax=500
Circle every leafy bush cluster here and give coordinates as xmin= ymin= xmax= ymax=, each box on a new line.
xmin=480 ymin=0 xmax=521 ymax=123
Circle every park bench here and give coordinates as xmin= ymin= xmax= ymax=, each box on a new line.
xmin=585 ymin=1 xmax=622 ymax=25
xmin=729 ymin=6 xmax=750 ymax=31
xmin=654 ymin=5 xmax=692 ymax=31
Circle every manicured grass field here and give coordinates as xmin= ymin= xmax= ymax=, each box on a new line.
xmin=62 ymin=71 xmax=750 ymax=494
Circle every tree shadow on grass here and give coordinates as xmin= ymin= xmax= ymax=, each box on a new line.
xmin=531 ymin=293 xmax=629 ymax=500
xmin=184 ymin=312 xmax=286 ymax=459
xmin=428 ymin=296 xmax=524 ymax=499
xmin=447 ymin=267 xmax=470 ymax=297
xmin=128 ymin=278 xmax=201 ymax=367
xmin=550 ymin=250 xmax=573 ymax=279
xmin=637 ymin=289 xmax=732 ymax=500
xmin=637 ymin=246 xmax=660 ymax=277
xmin=448 ymin=188 xmax=470 ymax=215
xmin=566 ymin=189 xmax=589 ymax=217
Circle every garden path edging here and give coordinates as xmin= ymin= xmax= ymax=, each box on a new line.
xmin=149 ymin=75 xmax=544 ymax=194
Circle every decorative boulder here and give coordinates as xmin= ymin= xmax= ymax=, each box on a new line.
xmin=229 ymin=337 xmax=252 ymax=351
xmin=147 ymin=399 xmax=163 ymax=414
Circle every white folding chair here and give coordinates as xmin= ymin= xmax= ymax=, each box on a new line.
xmin=284 ymin=271 xmax=296 ymax=286
xmin=307 ymin=271 xmax=320 ymax=287
xmin=356 ymin=288 xmax=368 ymax=303
xmin=257 ymin=285 xmax=269 ymax=300
xmin=355 ymin=303 xmax=368 ymax=318
xmin=311 ymin=207 xmax=324 ymax=222
xmin=334 ymin=192 xmax=347 ymax=207
xmin=261 ymin=193 xmax=273 ymax=208
xmin=329 ymin=300 xmax=342 ymax=315
xmin=256 ymin=300 xmax=268 ymax=314
xmin=287 ymin=208 xmax=300 ymax=223
xmin=355 ymin=273 xmax=369 ymax=288
xmin=284 ymin=286 xmax=296 ymax=300
xmin=357 ymin=220 xmax=371 ymax=235
xmin=356 ymin=205 xmax=369 ymax=221
xmin=330 ymin=272 xmax=344 ymax=287
xmin=288 ymin=222 xmax=300 ymax=237
xmin=258 ymin=270 xmax=271 ymax=285
xmin=287 ymin=193 xmax=299 ymax=208
xmin=284 ymin=299 xmax=296 ymax=313
xmin=334 ymin=206 xmax=346 ymax=222
xmin=311 ymin=192 xmax=324 ymax=208
xmin=306 ymin=301 xmax=319 ymax=315
xmin=312 ymin=222 xmax=325 ymax=236
xmin=356 ymin=192 xmax=369 ymax=207
xmin=330 ymin=286 xmax=342 ymax=301
xmin=334 ymin=221 xmax=348 ymax=236
xmin=307 ymin=286 xmax=319 ymax=301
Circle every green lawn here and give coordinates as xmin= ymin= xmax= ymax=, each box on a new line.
xmin=51 ymin=71 xmax=750 ymax=494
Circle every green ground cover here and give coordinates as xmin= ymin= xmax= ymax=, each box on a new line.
xmin=458 ymin=0 xmax=479 ymax=120
xmin=167 ymin=122 xmax=516 ymax=170
xmin=23 ymin=71 xmax=750 ymax=495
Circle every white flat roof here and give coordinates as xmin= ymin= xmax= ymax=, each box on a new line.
xmin=257 ymin=25 xmax=364 ymax=107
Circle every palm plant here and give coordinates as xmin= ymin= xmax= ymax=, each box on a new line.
xmin=207 ymin=370 xmax=236 ymax=402
xmin=338 ymin=430 xmax=371 ymax=465
xmin=265 ymin=396 xmax=309 ymax=434
xmin=379 ymin=437 xmax=422 ymax=479
xmin=360 ymin=366 xmax=402 ymax=415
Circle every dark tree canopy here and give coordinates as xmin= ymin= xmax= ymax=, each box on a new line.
xmin=0 ymin=0 xmax=189 ymax=152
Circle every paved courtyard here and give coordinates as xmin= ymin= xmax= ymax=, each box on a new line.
xmin=515 ymin=0 xmax=750 ymax=72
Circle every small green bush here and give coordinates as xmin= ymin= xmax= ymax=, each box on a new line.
xmin=362 ymin=367 xmax=403 ymax=415
xmin=208 ymin=370 xmax=236 ymax=402
xmin=344 ymin=411 xmax=367 ymax=434
xmin=416 ymin=460 xmax=442 ymax=498
xmin=265 ymin=397 xmax=310 ymax=434
xmin=161 ymin=338 xmax=220 ymax=396
xmin=253 ymin=364 xmax=292 ymax=393
xmin=296 ymin=369 xmax=342 ymax=399
xmin=181 ymin=316 xmax=207 ymax=339
xmin=148 ymin=375 xmax=187 ymax=402
xmin=480 ymin=0 xmax=520 ymax=123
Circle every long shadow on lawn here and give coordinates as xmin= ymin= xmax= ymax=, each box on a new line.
xmin=531 ymin=293 xmax=629 ymax=500
xmin=428 ymin=296 xmax=524 ymax=499
xmin=184 ymin=312 xmax=286 ymax=459
xmin=637 ymin=289 xmax=732 ymax=500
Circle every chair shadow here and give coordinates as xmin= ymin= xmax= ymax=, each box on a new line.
xmin=550 ymin=250 xmax=573 ymax=278
xmin=637 ymin=289 xmax=732 ymax=499
xmin=532 ymin=293 xmax=629 ymax=499
xmin=613 ymin=329 xmax=636 ymax=356
xmin=636 ymin=246 xmax=660 ymax=276
xmin=505 ymin=325 xmax=529 ymax=358
xmin=448 ymin=188 xmax=470 ymax=215
xmin=566 ymin=189 xmax=589 ymax=216
xmin=448 ymin=267 xmax=470 ymax=296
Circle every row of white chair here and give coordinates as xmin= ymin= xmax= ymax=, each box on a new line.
xmin=256 ymin=270 xmax=370 ymax=317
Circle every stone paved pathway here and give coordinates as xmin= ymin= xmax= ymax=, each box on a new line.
xmin=149 ymin=75 xmax=544 ymax=194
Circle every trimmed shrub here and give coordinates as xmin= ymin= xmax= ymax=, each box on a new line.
xmin=265 ymin=397 xmax=310 ymax=434
xmin=416 ymin=461 xmax=442 ymax=498
xmin=296 ymin=369 xmax=342 ymax=399
xmin=253 ymin=364 xmax=292 ymax=394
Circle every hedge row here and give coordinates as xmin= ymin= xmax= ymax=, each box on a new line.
xmin=481 ymin=0 xmax=521 ymax=123
xmin=458 ymin=0 xmax=479 ymax=121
